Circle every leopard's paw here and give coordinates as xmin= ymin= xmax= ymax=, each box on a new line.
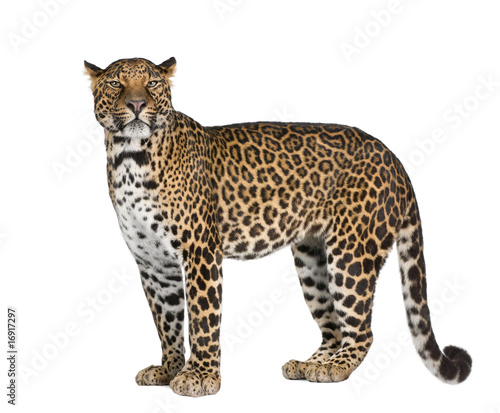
xmin=135 ymin=365 xmax=174 ymax=386
xmin=282 ymin=359 xmax=312 ymax=380
xmin=305 ymin=362 xmax=351 ymax=383
xmin=170 ymin=370 xmax=220 ymax=397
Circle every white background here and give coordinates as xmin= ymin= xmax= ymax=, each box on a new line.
xmin=1 ymin=0 xmax=499 ymax=412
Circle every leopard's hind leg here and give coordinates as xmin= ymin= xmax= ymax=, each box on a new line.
xmin=301 ymin=213 xmax=395 ymax=382
xmin=284 ymin=191 xmax=397 ymax=383
xmin=282 ymin=236 xmax=342 ymax=380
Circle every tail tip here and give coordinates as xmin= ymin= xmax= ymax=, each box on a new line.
xmin=441 ymin=345 xmax=472 ymax=383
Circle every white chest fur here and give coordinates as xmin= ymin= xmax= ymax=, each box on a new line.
xmin=110 ymin=140 xmax=179 ymax=269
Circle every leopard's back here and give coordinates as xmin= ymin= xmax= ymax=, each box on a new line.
xmin=208 ymin=121 xmax=407 ymax=260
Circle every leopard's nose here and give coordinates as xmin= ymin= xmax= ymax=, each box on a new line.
xmin=126 ymin=100 xmax=147 ymax=117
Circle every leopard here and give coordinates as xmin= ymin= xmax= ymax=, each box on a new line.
xmin=84 ymin=57 xmax=472 ymax=397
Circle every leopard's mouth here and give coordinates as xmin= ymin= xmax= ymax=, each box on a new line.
xmin=117 ymin=118 xmax=152 ymax=139
xmin=123 ymin=118 xmax=148 ymax=128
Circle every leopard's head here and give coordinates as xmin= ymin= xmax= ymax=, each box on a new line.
xmin=84 ymin=57 xmax=176 ymax=139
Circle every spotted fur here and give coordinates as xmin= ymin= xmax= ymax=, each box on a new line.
xmin=84 ymin=57 xmax=472 ymax=397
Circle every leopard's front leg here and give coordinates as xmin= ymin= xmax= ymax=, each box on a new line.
xmin=135 ymin=259 xmax=186 ymax=386
xmin=170 ymin=233 xmax=223 ymax=397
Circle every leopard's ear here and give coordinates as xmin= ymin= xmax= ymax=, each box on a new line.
xmin=84 ymin=61 xmax=103 ymax=78
xmin=158 ymin=57 xmax=176 ymax=78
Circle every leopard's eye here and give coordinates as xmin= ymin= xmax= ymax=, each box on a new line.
xmin=147 ymin=80 xmax=159 ymax=88
xmin=108 ymin=81 xmax=121 ymax=88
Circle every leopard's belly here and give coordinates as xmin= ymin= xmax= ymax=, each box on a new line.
xmin=218 ymin=202 xmax=331 ymax=260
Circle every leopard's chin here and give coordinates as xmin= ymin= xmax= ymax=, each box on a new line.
xmin=118 ymin=119 xmax=152 ymax=139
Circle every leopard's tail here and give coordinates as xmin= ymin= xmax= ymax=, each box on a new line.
xmin=396 ymin=188 xmax=472 ymax=384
